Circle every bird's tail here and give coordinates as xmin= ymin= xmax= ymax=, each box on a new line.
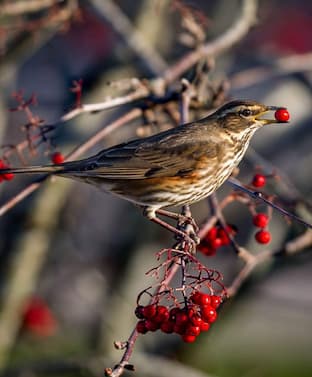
xmin=0 ymin=164 xmax=64 ymax=175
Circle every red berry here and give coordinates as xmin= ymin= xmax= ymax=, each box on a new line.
xmin=190 ymin=291 xmax=211 ymax=306
xmin=274 ymin=108 xmax=290 ymax=122
xmin=154 ymin=305 xmax=169 ymax=323
xmin=198 ymin=243 xmax=217 ymax=256
xmin=217 ymin=225 xmax=236 ymax=245
xmin=210 ymin=295 xmax=222 ymax=309
xmin=169 ymin=307 xmax=180 ymax=320
xmin=185 ymin=325 xmax=201 ymax=337
xmin=175 ymin=311 xmax=189 ymax=326
xmin=252 ymin=174 xmax=266 ymax=188
xmin=173 ymin=323 xmax=187 ymax=335
xmin=135 ymin=305 xmax=145 ymax=319
xmin=145 ymin=319 xmax=159 ymax=332
xmin=217 ymin=230 xmax=230 ymax=245
xmin=22 ymin=297 xmax=57 ymax=337
xmin=200 ymin=321 xmax=210 ymax=332
xmin=211 ymin=238 xmax=223 ymax=249
xmin=199 ymin=293 xmax=211 ymax=306
xmin=51 ymin=152 xmax=65 ymax=164
xmin=0 ymin=160 xmax=14 ymax=181
xmin=205 ymin=227 xmax=217 ymax=241
xmin=201 ymin=305 xmax=217 ymax=323
xmin=255 ymin=230 xmax=271 ymax=244
xmin=253 ymin=213 xmax=269 ymax=228
xmin=160 ymin=320 xmax=175 ymax=334
xmin=142 ymin=304 xmax=157 ymax=319
xmin=136 ymin=320 xmax=148 ymax=334
xmin=181 ymin=334 xmax=196 ymax=343
xmin=186 ymin=306 xmax=196 ymax=320
xmin=190 ymin=314 xmax=203 ymax=327
xmin=190 ymin=291 xmax=202 ymax=304
xmin=2 ymin=172 xmax=14 ymax=181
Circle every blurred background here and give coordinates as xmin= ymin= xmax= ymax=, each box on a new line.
xmin=0 ymin=1 xmax=311 ymax=376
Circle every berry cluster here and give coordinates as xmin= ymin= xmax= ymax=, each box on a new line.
xmin=198 ymin=224 xmax=236 ymax=256
xmin=136 ymin=291 xmax=222 ymax=343
xmin=252 ymin=212 xmax=271 ymax=244
xmin=0 ymin=159 xmax=14 ymax=182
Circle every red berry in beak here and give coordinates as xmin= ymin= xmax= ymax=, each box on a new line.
xmin=274 ymin=108 xmax=290 ymax=122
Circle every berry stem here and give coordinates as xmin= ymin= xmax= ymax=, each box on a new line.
xmin=208 ymin=194 xmax=241 ymax=254
xmin=180 ymin=257 xmax=188 ymax=308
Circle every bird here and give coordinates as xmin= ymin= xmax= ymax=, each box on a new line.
xmin=0 ymin=100 xmax=287 ymax=248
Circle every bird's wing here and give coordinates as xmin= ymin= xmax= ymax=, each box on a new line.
xmin=65 ymin=124 xmax=219 ymax=179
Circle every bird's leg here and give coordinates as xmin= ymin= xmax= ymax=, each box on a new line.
xmin=143 ymin=207 xmax=198 ymax=252
xmin=155 ymin=209 xmax=199 ymax=233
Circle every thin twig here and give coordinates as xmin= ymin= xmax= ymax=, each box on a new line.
xmin=228 ymin=177 xmax=312 ymax=229
xmin=61 ymin=88 xmax=148 ymax=122
xmin=163 ymin=0 xmax=258 ymax=84
xmin=88 ymin=0 xmax=168 ymax=76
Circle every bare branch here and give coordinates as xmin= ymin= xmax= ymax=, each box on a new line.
xmin=231 ymin=52 xmax=312 ymax=89
xmin=108 ymin=263 xmax=180 ymax=377
xmin=67 ymin=0 xmax=259 ymax=116
xmin=88 ymin=0 xmax=168 ymax=76
xmin=61 ymin=87 xmax=148 ymax=122
xmin=163 ymin=0 xmax=258 ymax=84
xmin=0 ymin=0 xmax=65 ymax=16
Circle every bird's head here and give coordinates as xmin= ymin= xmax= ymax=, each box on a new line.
xmin=213 ymin=100 xmax=288 ymax=134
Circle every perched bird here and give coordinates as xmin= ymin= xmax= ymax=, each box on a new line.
xmin=0 ymin=100 xmax=288 ymax=245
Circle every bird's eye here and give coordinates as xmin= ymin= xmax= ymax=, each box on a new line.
xmin=240 ymin=109 xmax=252 ymax=117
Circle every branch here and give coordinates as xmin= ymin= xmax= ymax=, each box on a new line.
xmin=0 ymin=109 xmax=142 ymax=217
xmin=227 ymin=229 xmax=312 ymax=297
xmin=106 ymin=263 xmax=180 ymax=377
xmin=61 ymin=86 xmax=148 ymax=122
xmin=0 ymin=0 xmax=65 ymax=16
xmin=231 ymin=52 xmax=312 ymax=89
xmin=163 ymin=0 xmax=258 ymax=84
xmin=66 ymin=0 xmax=259 ymax=116
xmin=88 ymin=0 xmax=168 ymax=76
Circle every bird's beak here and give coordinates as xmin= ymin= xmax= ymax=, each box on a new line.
xmin=254 ymin=106 xmax=288 ymax=125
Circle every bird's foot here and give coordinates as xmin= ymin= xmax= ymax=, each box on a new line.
xmin=143 ymin=207 xmax=199 ymax=254
xmin=155 ymin=209 xmax=199 ymax=233
xmin=174 ymin=231 xmax=199 ymax=255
